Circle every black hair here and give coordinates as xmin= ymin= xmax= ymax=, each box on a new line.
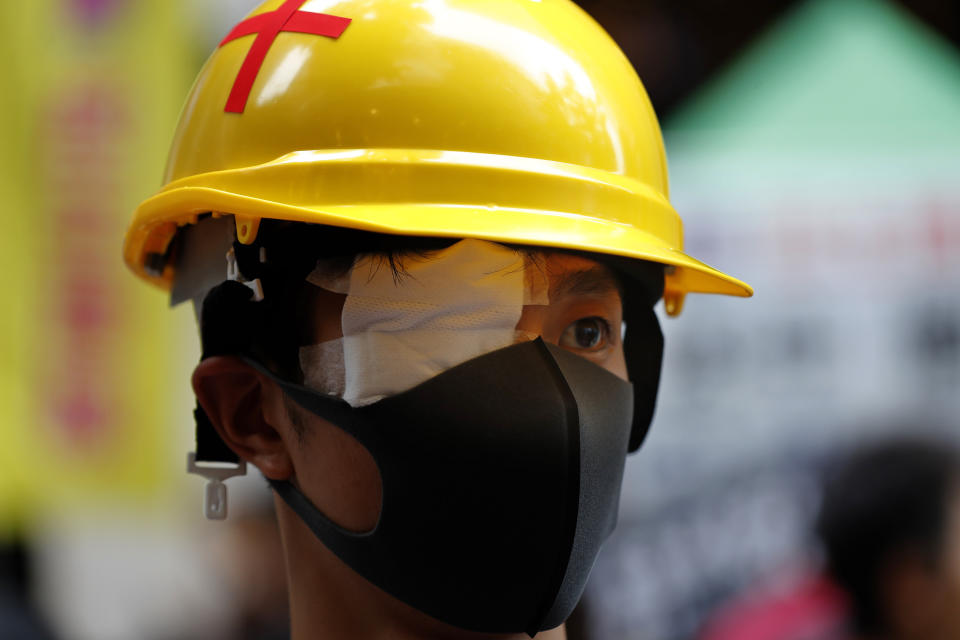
xmin=815 ymin=435 xmax=960 ymax=635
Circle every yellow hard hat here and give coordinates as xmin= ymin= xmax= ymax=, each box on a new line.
xmin=123 ymin=0 xmax=751 ymax=315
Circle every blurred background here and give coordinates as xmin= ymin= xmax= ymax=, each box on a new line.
xmin=1 ymin=0 xmax=958 ymax=638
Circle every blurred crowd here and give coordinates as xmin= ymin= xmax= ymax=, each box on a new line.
xmin=700 ymin=435 xmax=960 ymax=640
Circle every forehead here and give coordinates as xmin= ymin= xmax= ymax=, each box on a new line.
xmin=307 ymin=242 xmax=622 ymax=300
xmin=537 ymin=252 xmax=621 ymax=300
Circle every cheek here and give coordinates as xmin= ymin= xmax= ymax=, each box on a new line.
xmin=303 ymin=287 xmax=347 ymax=344
xmin=605 ymin=347 xmax=628 ymax=381
xmin=288 ymin=409 xmax=383 ymax=534
xmin=515 ymin=304 xmax=550 ymax=341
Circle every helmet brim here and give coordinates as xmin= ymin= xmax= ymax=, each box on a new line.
xmin=124 ymin=150 xmax=752 ymax=314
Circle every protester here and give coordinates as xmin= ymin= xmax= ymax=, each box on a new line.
xmin=121 ymin=1 xmax=751 ymax=637
xmin=818 ymin=436 xmax=960 ymax=640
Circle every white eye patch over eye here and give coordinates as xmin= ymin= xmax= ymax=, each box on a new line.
xmin=299 ymin=239 xmax=549 ymax=407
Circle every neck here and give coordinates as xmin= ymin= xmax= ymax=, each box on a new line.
xmin=275 ymin=497 xmax=567 ymax=640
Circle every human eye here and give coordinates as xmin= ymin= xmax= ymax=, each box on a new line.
xmin=558 ymin=317 xmax=611 ymax=352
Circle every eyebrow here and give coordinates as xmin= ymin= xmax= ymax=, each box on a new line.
xmin=551 ymin=265 xmax=622 ymax=299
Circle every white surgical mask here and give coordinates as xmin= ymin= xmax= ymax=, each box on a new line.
xmin=299 ymin=239 xmax=548 ymax=407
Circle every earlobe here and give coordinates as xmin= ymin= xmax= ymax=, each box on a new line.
xmin=192 ymin=356 xmax=294 ymax=481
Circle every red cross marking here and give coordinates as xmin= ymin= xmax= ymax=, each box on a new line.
xmin=219 ymin=0 xmax=351 ymax=113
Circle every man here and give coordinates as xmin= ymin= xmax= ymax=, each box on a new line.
xmin=817 ymin=436 xmax=960 ymax=640
xmin=122 ymin=1 xmax=751 ymax=638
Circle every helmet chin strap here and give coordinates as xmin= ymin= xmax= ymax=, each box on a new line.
xmin=187 ymin=237 xmax=270 ymax=519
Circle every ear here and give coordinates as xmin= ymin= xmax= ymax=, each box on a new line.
xmin=192 ymin=356 xmax=294 ymax=481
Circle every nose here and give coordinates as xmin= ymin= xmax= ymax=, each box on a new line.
xmin=514 ymin=304 xmax=551 ymax=345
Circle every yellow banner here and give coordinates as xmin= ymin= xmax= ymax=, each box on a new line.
xmin=0 ymin=0 xmax=198 ymax=534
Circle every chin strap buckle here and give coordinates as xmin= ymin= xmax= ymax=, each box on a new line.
xmin=225 ymin=246 xmax=264 ymax=301
xmin=187 ymin=452 xmax=247 ymax=520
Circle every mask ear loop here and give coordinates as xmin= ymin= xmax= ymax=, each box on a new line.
xmin=622 ymin=303 xmax=664 ymax=452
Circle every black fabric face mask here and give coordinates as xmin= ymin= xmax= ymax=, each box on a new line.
xmin=247 ymin=337 xmax=635 ymax=636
